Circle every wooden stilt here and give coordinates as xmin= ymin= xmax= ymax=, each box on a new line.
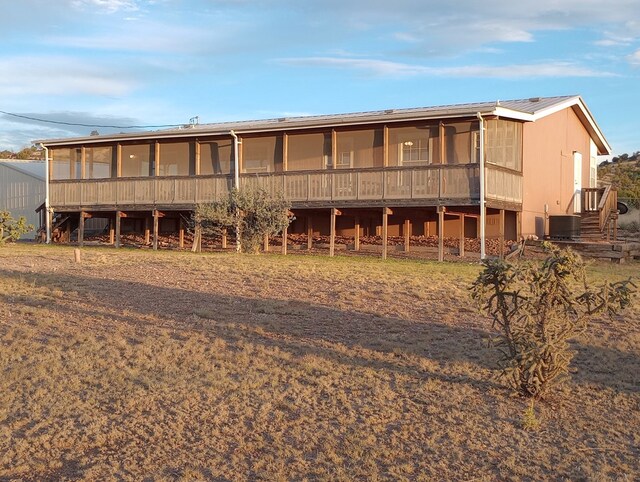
xmin=153 ymin=210 xmax=159 ymax=251
xmin=307 ymin=217 xmax=313 ymax=251
xmin=438 ymin=206 xmax=445 ymax=262
xmin=499 ymin=209 xmax=505 ymax=260
xmin=66 ymin=220 xmax=71 ymax=244
xmin=613 ymin=218 xmax=618 ymax=241
xmin=516 ymin=211 xmax=522 ymax=241
xmin=191 ymin=223 xmax=202 ymax=252
xmin=424 ymin=220 xmax=430 ymax=237
xmin=459 ymin=214 xmax=465 ymax=257
xmin=329 ymin=208 xmax=336 ymax=257
xmin=109 ymin=218 xmax=114 ymax=245
xmin=354 ymin=216 xmax=360 ymax=251
xmin=144 ymin=217 xmax=150 ymax=245
xmin=382 ymin=207 xmax=392 ymax=260
xmin=281 ymin=226 xmax=288 ymax=255
xmin=404 ymin=219 xmax=411 ymax=252
xmin=115 ymin=211 xmax=121 ymax=248
xmin=221 ymin=228 xmax=228 ymax=249
xmin=178 ymin=218 xmax=184 ymax=249
xmin=78 ymin=212 xmax=85 ymax=248
xmin=263 ymin=233 xmax=269 ymax=252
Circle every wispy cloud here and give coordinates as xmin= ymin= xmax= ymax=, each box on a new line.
xmin=0 ymin=56 xmax=137 ymax=96
xmin=70 ymin=0 xmax=142 ymax=14
xmin=276 ymin=57 xmax=614 ymax=79
xmin=627 ymin=49 xmax=640 ymax=65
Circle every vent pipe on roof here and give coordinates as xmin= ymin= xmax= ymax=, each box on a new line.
xmin=476 ymin=113 xmax=486 ymax=260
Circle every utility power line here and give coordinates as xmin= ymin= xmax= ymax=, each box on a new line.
xmin=0 ymin=110 xmax=187 ymax=129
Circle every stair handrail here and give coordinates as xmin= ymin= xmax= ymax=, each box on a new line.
xmin=597 ymin=185 xmax=617 ymax=233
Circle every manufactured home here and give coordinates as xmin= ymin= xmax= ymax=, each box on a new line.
xmin=35 ymin=95 xmax=618 ymax=257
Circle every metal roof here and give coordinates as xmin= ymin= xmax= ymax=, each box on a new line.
xmin=0 ymin=160 xmax=45 ymax=181
xmin=36 ymin=95 xmax=608 ymax=151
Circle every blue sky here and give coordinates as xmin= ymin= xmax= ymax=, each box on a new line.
xmin=1 ymin=0 xmax=639 ymax=156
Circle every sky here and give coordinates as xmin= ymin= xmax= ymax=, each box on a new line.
xmin=1 ymin=0 xmax=640 ymax=156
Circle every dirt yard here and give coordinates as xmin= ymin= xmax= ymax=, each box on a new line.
xmin=0 ymin=245 xmax=638 ymax=481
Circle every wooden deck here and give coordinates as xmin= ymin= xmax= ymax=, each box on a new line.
xmin=49 ymin=164 xmax=522 ymax=211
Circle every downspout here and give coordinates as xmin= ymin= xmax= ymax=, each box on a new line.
xmin=476 ymin=113 xmax=486 ymax=260
xmin=39 ymin=143 xmax=51 ymax=244
xmin=229 ymin=130 xmax=241 ymax=252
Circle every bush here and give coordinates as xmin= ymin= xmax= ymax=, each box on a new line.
xmin=0 ymin=211 xmax=33 ymax=245
xmin=194 ymin=187 xmax=291 ymax=253
xmin=471 ymin=243 xmax=635 ymax=399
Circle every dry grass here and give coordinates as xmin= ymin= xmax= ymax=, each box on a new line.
xmin=0 ymin=244 xmax=638 ymax=481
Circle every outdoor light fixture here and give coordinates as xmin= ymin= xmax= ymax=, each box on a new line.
xmin=403 ymin=141 xmax=414 ymax=147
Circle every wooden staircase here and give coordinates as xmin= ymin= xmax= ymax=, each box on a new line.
xmin=580 ymin=186 xmax=618 ymax=241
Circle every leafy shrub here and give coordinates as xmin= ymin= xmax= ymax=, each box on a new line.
xmin=194 ymin=187 xmax=291 ymax=253
xmin=0 ymin=211 xmax=33 ymax=245
xmin=471 ymin=243 xmax=635 ymax=398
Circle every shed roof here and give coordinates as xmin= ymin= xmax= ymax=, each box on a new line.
xmin=0 ymin=160 xmax=45 ymax=181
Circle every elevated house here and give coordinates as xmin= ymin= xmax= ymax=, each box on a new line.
xmin=35 ymin=95 xmax=617 ymax=258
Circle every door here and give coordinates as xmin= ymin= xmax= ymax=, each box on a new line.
xmin=573 ymin=152 xmax=582 ymax=213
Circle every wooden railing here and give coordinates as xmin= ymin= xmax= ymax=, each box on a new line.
xmin=50 ymin=164 xmax=491 ymax=208
xmin=485 ymin=167 xmax=523 ymax=204
xmin=581 ymin=186 xmax=618 ymax=233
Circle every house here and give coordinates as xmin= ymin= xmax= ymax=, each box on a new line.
xmin=35 ymin=95 xmax=617 ymax=257
xmin=0 ymin=160 xmax=45 ymax=239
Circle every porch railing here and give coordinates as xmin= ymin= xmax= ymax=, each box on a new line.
xmin=582 ymin=186 xmax=618 ymax=232
xmin=49 ymin=164 xmax=497 ymax=208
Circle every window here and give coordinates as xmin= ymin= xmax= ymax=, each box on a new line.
xmin=388 ymin=126 xmax=439 ymax=166
xmin=86 ymin=146 xmax=113 ymax=179
xmin=121 ymin=144 xmax=153 ymax=177
xmin=485 ymin=120 xmax=522 ymax=171
xmin=242 ymin=135 xmax=283 ymax=173
xmin=335 ymin=129 xmax=383 ymax=169
xmin=200 ymin=139 xmax=233 ymax=175
xmin=287 ymin=132 xmax=331 ymax=171
xmin=158 ymin=141 xmax=193 ymax=176
xmin=50 ymin=148 xmax=81 ymax=180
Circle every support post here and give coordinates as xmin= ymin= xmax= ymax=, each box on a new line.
xmin=459 ymin=214 xmax=465 ymax=257
xmin=516 ymin=211 xmax=522 ymax=241
xmin=613 ymin=218 xmax=618 ymax=241
xmin=424 ymin=220 xmax=430 ymax=237
xmin=222 ymin=228 xmax=228 ymax=249
xmin=438 ymin=206 xmax=445 ymax=262
xmin=109 ymin=218 xmax=114 ymax=245
xmin=153 ymin=210 xmax=159 ymax=251
xmin=144 ymin=216 xmax=150 ymax=245
xmin=354 ymin=216 xmax=360 ymax=251
xmin=192 ymin=223 xmax=202 ymax=252
xmin=179 ymin=217 xmax=185 ymax=249
xmin=404 ymin=219 xmax=411 ymax=252
xmin=115 ymin=211 xmax=121 ymax=248
xmin=78 ymin=212 xmax=85 ymax=248
xmin=329 ymin=208 xmax=336 ymax=257
xmin=499 ymin=209 xmax=505 ymax=260
xmin=281 ymin=225 xmax=288 ymax=255
xmin=382 ymin=207 xmax=392 ymax=260
xmin=66 ymin=219 xmax=71 ymax=244
xmin=307 ymin=217 xmax=313 ymax=251
xmin=264 ymin=233 xmax=269 ymax=252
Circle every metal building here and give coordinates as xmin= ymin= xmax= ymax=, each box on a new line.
xmin=0 ymin=159 xmax=45 ymax=239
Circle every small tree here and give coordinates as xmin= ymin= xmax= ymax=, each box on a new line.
xmin=194 ymin=187 xmax=291 ymax=253
xmin=0 ymin=211 xmax=34 ymax=245
xmin=471 ymin=243 xmax=635 ymax=398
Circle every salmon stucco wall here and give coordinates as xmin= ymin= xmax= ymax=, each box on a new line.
xmin=521 ymin=107 xmax=592 ymax=238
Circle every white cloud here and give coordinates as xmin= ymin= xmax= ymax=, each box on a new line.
xmin=70 ymin=0 xmax=141 ymax=13
xmin=276 ymin=56 xmax=614 ymax=79
xmin=627 ymin=49 xmax=640 ymax=65
xmin=0 ymin=56 xmax=137 ymax=97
